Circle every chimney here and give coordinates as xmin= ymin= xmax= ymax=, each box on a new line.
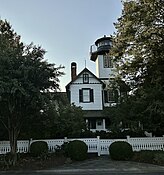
xmin=71 ymin=62 xmax=77 ymax=81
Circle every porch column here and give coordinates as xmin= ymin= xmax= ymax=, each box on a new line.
xmin=86 ymin=119 xmax=89 ymax=129
xmin=103 ymin=118 xmax=106 ymax=130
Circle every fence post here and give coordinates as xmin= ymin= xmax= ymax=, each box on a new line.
xmin=64 ymin=137 xmax=68 ymax=143
xmin=97 ymin=136 xmax=101 ymax=156
xmin=127 ymin=135 xmax=130 ymax=143
xmin=29 ymin=138 xmax=33 ymax=152
xmin=163 ymin=135 xmax=164 ymax=151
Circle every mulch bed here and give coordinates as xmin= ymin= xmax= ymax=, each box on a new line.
xmin=0 ymin=153 xmax=67 ymax=171
xmin=0 ymin=153 xmax=98 ymax=171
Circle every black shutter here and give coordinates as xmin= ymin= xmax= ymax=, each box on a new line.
xmin=90 ymin=89 xmax=94 ymax=102
xmin=114 ymin=90 xmax=118 ymax=103
xmin=67 ymin=90 xmax=71 ymax=103
xmin=79 ymin=89 xmax=83 ymax=102
xmin=104 ymin=90 xmax=108 ymax=103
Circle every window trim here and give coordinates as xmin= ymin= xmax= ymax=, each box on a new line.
xmin=83 ymin=73 xmax=89 ymax=84
xmin=104 ymin=89 xmax=115 ymax=103
xmin=103 ymin=55 xmax=113 ymax=68
xmin=79 ymin=88 xmax=94 ymax=103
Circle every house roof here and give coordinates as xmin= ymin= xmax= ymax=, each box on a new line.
xmin=65 ymin=67 xmax=105 ymax=90
xmin=83 ymin=110 xmax=108 ymax=118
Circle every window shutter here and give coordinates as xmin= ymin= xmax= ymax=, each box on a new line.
xmin=67 ymin=90 xmax=71 ymax=103
xmin=114 ymin=90 xmax=119 ymax=103
xmin=79 ymin=89 xmax=83 ymax=102
xmin=90 ymin=89 xmax=94 ymax=102
xmin=104 ymin=90 xmax=108 ymax=103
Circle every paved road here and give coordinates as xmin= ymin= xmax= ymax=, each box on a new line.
xmin=1 ymin=156 xmax=164 ymax=175
xmin=1 ymin=171 xmax=164 ymax=175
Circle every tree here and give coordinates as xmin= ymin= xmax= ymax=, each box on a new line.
xmin=0 ymin=19 xmax=64 ymax=165
xmin=19 ymin=92 xmax=71 ymax=139
xmin=109 ymin=0 xmax=164 ymax=132
xmin=54 ymin=103 xmax=86 ymax=138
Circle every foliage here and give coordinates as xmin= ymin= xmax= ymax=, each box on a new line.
xmin=52 ymin=104 xmax=87 ymax=138
xmin=103 ymin=104 xmax=145 ymax=132
xmin=19 ymin=102 xmax=86 ymax=139
xmin=109 ymin=0 xmax=164 ymax=133
xmin=18 ymin=92 xmax=68 ymax=139
xmin=30 ymin=141 xmax=48 ymax=158
xmin=79 ymin=129 xmax=145 ymax=139
xmin=54 ymin=142 xmax=69 ymax=156
xmin=109 ymin=141 xmax=133 ymax=160
xmin=66 ymin=140 xmax=88 ymax=161
xmin=154 ymin=152 xmax=164 ymax=165
xmin=0 ymin=19 xmax=64 ymax=165
xmin=132 ymin=150 xmax=164 ymax=165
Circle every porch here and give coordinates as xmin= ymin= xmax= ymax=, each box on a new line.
xmin=84 ymin=110 xmax=110 ymax=132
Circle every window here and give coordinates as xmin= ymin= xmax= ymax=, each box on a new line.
xmin=89 ymin=120 xmax=96 ymax=129
xmin=97 ymin=121 xmax=102 ymax=126
xmin=103 ymin=55 xmax=113 ymax=68
xmin=83 ymin=73 xmax=89 ymax=83
xmin=79 ymin=88 xmax=94 ymax=103
xmin=83 ymin=89 xmax=90 ymax=102
xmin=108 ymin=90 xmax=115 ymax=102
xmin=104 ymin=89 xmax=116 ymax=103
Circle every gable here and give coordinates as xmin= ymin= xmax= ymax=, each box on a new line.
xmin=66 ymin=68 xmax=104 ymax=89
xmin=73 ymin=70 xmax=101 ymax=84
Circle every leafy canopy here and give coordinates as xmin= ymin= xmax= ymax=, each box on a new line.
xmin=0 ymin=19 xmax=64 ymax=161
xmin=109 ymin=0 xmax=164 ymax=133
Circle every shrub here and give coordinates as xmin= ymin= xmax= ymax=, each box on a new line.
xmin=109 ymin=141 xmax=133 ymax=160
xmin=154 ymin=152 xmax=164 ymax=165
xmin=133 ymin=150 xmax=155 ymax=163
xmin=30 ymin=141 xmax=48 ymax=157
xmin=54 ymin=142 xmax=69 ymax=156
xmin=66 ymin=140 xmax=88 ymax=161
xmin=133 ymin=150 xmax=164 ymax=165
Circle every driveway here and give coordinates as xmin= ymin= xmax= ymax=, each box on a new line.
xmin=1 ymin=156 xmax=164 ymax=175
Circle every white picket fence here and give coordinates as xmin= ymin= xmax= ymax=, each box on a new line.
xmin=0 ymin=136 xmax=164 ymax=156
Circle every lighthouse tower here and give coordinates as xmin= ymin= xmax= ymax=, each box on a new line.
xmin=90 ymin=35 xmax=116 ymax=81
xmin=90 ymin=35 xmax=118 ymax=107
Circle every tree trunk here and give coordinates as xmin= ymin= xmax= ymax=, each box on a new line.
xmin=8 ymin=127 xmax=18 ymax=166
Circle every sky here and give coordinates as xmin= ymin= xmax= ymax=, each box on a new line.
xmin=0 ymin=0 xmax=123 ymax=91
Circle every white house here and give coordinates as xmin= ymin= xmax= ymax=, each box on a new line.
xmin=66 ymin=35 xmax=119 ymax=132
xmin=66 ymin=64 xmax=111 ymax=132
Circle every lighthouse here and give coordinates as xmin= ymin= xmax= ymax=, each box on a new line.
xmin=90 ymin=35 xmax=118 ymax=107
xmin=90 ymin=35 xmax=116 ymax=81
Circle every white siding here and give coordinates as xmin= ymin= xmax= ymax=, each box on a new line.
xmin=69 ymin=71 xmax=103 ymax=110
xmin=73 ymin=71 xmax=100 ymax=84
xmin=70 ymin=84 xmax=103 ymax=110
xmin=96 ymin=55 xmax=117 ymax=79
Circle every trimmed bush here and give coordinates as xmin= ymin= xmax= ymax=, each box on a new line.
xmin=66 ymin=140 xmax=88 ymax=161
xmin=109 ymin=141 xmax=133 ymax=160
xmin=30 ymin=141 xmax=48 ymax=157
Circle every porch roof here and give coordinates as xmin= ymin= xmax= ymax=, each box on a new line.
xmin=84 ymin=110 xmax=108 ymax=118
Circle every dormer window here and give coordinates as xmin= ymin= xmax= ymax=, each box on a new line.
xmin=83 ymin=73 xmax=89 ymax=83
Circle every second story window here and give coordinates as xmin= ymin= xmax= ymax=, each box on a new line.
xmin=107 ymin=90 xmax=115 ymax=102
xmin=103 ymin=55 xmax=113 ymax=68
xmin=104 ymin=89 xmax=118 ymax=103
xmin=79 ymin=88 xmax=94 ymax=103
xmin=83 ymin=73 xmax=89 ymax=83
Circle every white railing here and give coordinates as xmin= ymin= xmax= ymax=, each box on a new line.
xmin=0 ymin=136 xmax=164 ymax=155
